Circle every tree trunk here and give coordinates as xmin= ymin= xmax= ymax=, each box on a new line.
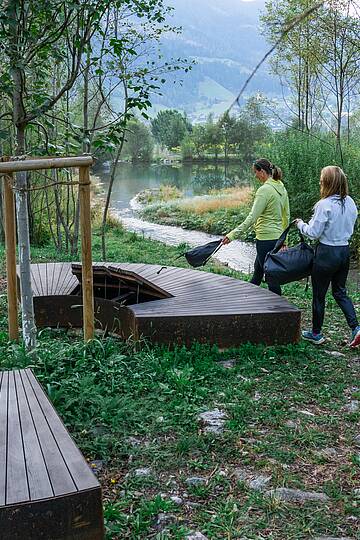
xmin=11 ymin=88 xmax=37 ymax=348
xmin=101 ymin=141 xmax=124 ymax=260
xmin=14 ymin=128 xmax=37 ymax=350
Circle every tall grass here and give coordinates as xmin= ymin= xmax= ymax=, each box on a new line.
xmin=178 ymin=186 xmax=253 ymax=214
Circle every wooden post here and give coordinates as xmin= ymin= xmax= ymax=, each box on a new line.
xmin=3 ymin=174 xmax=19 ymax=341
xmin=79 ymin=165 xmax=94 ymax=341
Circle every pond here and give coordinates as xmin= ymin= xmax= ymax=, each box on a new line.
xmin=96 ymin=161 xmax=249 ymax=211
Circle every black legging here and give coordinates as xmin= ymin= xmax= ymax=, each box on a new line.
xmin=311 ymin=243 xmax=358 ymax=334
xmin=251 ymin=238 xmax=281 ymax=295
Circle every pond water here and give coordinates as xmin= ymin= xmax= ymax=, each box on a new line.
xmin=95 ymin=161 xmax=254 ymax=273
xmin=96 ymin=161 xmax=249 ymax=211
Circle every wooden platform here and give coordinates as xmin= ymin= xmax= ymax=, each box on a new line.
xmin=0 ymin=369 xmax=104 ymax=540
xmin=23 ymin=262 xmax=301 ymax=347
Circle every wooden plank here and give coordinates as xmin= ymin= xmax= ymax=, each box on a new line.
xmin=20 ymin=370 xmax=77 ymax=497
xmin=79 ymin=165 xmax=94 ymax=341
xmin=29 ymin=265 xmax=42 ymax=296
xmin=15 ymin=371 xmax=53 ymax=501
xmin=47 ymin=263 xmax=74 ymax=296
xmin=107 ymin=266 xmax=172 ymax=298
xmin=55 ymin=263 xmax=77 ymax=295
xmin=3 ymin=174 xmax=19 ymax=341
xmin=0 ymin=155 xmax=93 ymax=173
xmin=24 ymin=370 xmax=99 ymax=492
xmin=6 ymin=371 xmax=30 ymax=505
xmin=0 ymin=371 xmax=7 ymax=506
xmin=37 ymin=263 xmax=46 ymax=296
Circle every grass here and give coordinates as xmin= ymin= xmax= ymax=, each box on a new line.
xmin=140 ymin=187 xmax=254 ymax=238
xmin=0 ymin=224 xmax=359 ymax=539
xmin=137 ymin=185 xmax=184 ymax=205
xmin=178 ymin=187 xmax=253 ymax=214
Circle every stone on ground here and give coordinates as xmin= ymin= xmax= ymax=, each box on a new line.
xmin=218 ymin=359 xmax=236 ymax=369
xmin=133 ymin=467 xmax=152 ymax=477
xmin=233 ymin=468 xmax=272 ymax=491
xmin=186 ymin=533 xmax=209 ymax=540
xmin=198 ymin=408 xmax=227 ymax=434
xmin=186 ymin=476 xmax=207 ymax=486
xmin=344 ymin=400 xmax=359 ymax=413
xmin=313 ymin=537 xmax=354 ymax=540
xmin=266 ymin=487 xmax=330 ymax=503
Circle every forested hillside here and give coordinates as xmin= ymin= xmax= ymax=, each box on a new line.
xmin=152 ymin=0 xmax=281 ymax=120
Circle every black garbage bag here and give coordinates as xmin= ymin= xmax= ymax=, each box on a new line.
xmin=157 ymin=239 xmax=223 ymax=274
xmin=264 ymin=221 xmax=314 ymax=286
xmin=181 ymin=239 xmax=223 ymax=268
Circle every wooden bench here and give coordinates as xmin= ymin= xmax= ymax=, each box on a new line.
xmin=0 ymin=369 xmax=104 ymax=540
xmin=25 ymin=262 xmax=301 ymax=347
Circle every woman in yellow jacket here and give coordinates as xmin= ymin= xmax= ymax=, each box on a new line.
xmin=222 ymin=158 xmax=290 ymax=295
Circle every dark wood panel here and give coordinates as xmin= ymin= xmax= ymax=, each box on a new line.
xmin=20 ymin=370 xmax=77 ymax=497
xmin=0 ymin=488 xmax=104 ymax=540
xmin=14 ymin=371 xmax=53 ymax=501
xmin=24 ymin=370 xmax=99 ymax=492
xmin=137 ymin=311 xmax=301 ymax=348
xmin=0 ymin=371 xmax=8 ymax=506
xmin=6 ymin=371 xmax=30 ymax=505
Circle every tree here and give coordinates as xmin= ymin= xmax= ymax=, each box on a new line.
xmin=262 ymin=0 xmax=323 ymax=132
xmin=262 ymin=0 xmax=360 ymax=155
xmin=151 ymin=109 xmax=191 ymax=149
xmin=202 ymin=115 xmax=223 ymax=160
xmin=123 ymin=120 xmax=154 ymax=162
xmin=0 ymin=0 xmax=190 ymax=347
xmin=191 ymin=125 xmax=207 ymax=158
xmin=1 ymin=0 xmax=113 ymax=349
xmin=219 ymin=111 xmax=238 ymax=160
xmin=315 ymin=0 xmax=360 ymax=151
xmin=237 ymin=96 xmax=271 ymax=161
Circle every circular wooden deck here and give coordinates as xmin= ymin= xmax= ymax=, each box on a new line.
xmin=24 ymin=262 xmax=301 ymax=347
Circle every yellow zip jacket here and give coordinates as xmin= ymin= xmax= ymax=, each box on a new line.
xmin=226 ymin=178 xmax=290 ymax=241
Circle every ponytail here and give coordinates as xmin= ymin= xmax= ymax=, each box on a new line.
xmin=254 ymin=158 xmax=282 ymax=180
xmin=272 ymin=165 xmax=282 ymax=181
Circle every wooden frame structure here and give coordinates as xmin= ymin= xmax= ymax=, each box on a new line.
xmin=24 ymin=262 xmax=301 ymax=347
xmin=0 ymin=156 xmax=94 ymax=342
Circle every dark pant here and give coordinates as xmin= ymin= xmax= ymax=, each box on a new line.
xmin=251 ymin=238 xmax=281 ymax=295
xmin=311 ymin=243 xmax=358 ymax=334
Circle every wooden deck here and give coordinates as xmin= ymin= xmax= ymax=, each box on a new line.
xmin=23 ymin=262 xmax=301 ymax=347
xmin=0 ymin=369 xmax=104 ymax=539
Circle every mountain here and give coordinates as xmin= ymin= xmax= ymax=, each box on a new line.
xmin=151 ymin=0 xmax=281 ymax=121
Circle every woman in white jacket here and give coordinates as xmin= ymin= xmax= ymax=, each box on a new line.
xmin=296 ymin=166 xmax=359 ymax=347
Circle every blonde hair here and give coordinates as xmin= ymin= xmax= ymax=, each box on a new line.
xmin=320 ymin=166 xmax=348 ymax=200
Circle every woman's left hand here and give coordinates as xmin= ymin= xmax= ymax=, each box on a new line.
xmin=222 ymin=236 xmax=231 ymax=245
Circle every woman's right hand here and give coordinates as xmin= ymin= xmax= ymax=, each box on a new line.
xmin=222 ymin=236 xmax=231 ymax=245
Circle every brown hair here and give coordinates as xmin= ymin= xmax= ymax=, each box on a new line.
xmin=320 ymin=166 xmax=348 ymax=200
xmin=253 ymin=158 xmax=282 ymax=181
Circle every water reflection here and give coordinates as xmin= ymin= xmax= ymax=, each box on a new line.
xmin=96 ymin=162 xmax=249 ymax=211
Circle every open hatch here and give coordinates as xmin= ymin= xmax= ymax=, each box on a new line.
xmin=71 ymin=264 xmax=172 ymax=305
